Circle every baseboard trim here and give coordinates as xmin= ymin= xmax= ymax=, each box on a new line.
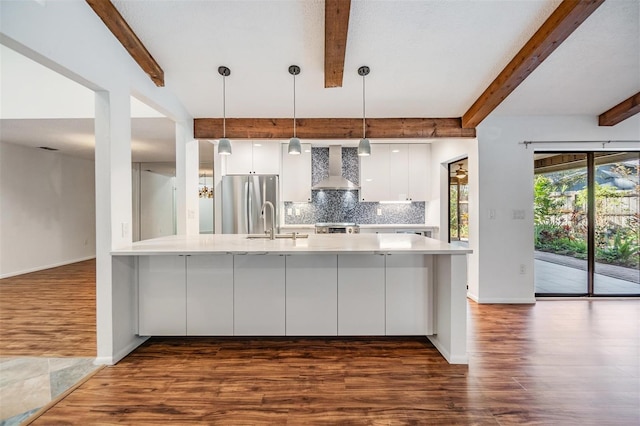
xmin=95 ymin=336 xmax=149 ymax=366
xmin=474 ymin=297 xmax=536 ymax=304
xmin=427 ymin=335 xmax=468 ymax=365
xmin=0 ymin=256 xmax=96 ymax=279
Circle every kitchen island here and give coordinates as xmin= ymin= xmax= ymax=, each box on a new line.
xmin=111 ymin=233 xmax=471 ymax=364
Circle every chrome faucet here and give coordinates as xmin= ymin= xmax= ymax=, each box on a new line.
xmin=261 ymin=201 xmax=275 ymax=240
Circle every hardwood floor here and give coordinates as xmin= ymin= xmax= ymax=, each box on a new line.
xmin=0 ymin=260 xmax=96 ymax=357
xmin=33 ymin=298 xmax=640 ymax=424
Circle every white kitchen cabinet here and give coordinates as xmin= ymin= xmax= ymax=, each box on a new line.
xmin=337 ymin=254 xmax=386 ymax=335
xmin=281 ymin=142 xmax=311 ymax=202
xmin=408 ymin=144 xmax=430 ymax=201
xmin=225 ymin=141 xmax=280 ymax=175
xmin=385 ymin=254 xmax=431 ymax=335
xmin=233 ymin=254 xmax=286 ymax=335
xmin=389 ymin=144 xmax=410 ymax=201
xmin=186 ymin=254 xmax=234 ymax=335
xmin=359 ymin=144 xmax=390 ymax=202
xmin=285 ymin=255 xmax=338 ymax=335
xmin=359 ymin=143 xmax=430 ymax=201
xmin=139 ymin=255 xmax=187 ymax=336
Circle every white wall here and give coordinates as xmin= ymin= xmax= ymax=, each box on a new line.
xmin=476 ymin=114 xmax=640 ymax=303
xmin=140 ymin=172 xmax=175 ymax=240
xmin=429 ymin=138 xmax=480 ymax=300
xmin=0 ymin=142 xmax=96 ymax=278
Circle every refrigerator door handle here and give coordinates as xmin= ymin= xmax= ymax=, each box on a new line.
xmin=246 ymin=179 xmax=251 ymax=234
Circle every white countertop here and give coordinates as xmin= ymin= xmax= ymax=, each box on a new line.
xmin=112 ymin=234 xmax=471 ymax=256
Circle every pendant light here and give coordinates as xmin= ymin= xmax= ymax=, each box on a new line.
xmin=217 ymin=66 xmax=232 ymax=155
xmin=357 ymin=66 xmax=371 ymax=156
xmin=288 ymin=65 xmax=302 ymax=155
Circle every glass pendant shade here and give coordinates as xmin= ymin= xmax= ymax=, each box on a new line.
xmin=288 ymin=137 xmax=301 ymax=155
xmin=358 ymin=138 xmax=371 ymax=156
xmin=218 ymin=138 xmax=232 ymax=155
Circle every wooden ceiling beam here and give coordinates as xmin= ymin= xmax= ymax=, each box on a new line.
xmin=598 ymin=92 xmax=640 ymax=126
xmin=462 ymin=0 xmax=605 ymax=128
xmin=86 ymin=0 xmax=164 ymax=87
xmin=325 ymin=0 xmax=351 ymax=88
xmin=194 ymin=117 xmax=475 ymax=139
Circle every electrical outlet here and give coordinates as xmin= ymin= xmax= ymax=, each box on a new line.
xmin=377 ymin=208 xmax=382 ymax=216
xmin=519 ymin=264 xmax=526 ymax=274
xmin=287 ymin=208 xmax=293 ymax=215
xmin=121 ymin=222 xmax=129 ymax=238
xmin=295 ymin=208 xmax=301 ymax=216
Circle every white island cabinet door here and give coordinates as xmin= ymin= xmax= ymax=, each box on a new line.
xmin=385 ymin=254 xmax=431 ymax=335
xmin=138 ymin=255 xmax=186 ymax=336
xmin=186 ymin=254 xmax=234 ymax=335
xmin=234 ymin=254 xmax=286 ymax=335
xmin=286 ymin=255 xmax=338 ymax=336
xmin=337 ymin=254 xmax=386 ymax=335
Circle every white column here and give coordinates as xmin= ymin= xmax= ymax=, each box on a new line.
xmin=175 ymin=120 xmax=199 ymax=235
xmin=95 ymin=88 xmax=134 ymax=363
xmin=428 ymin=254 xmax=468 ymax=364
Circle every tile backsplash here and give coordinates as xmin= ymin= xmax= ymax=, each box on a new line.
xmin=284 ymin=147 xmax=425 ymax=225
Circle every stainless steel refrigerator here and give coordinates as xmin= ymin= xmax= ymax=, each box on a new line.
xmin=221 ymin=175 xmax=279 ymax=234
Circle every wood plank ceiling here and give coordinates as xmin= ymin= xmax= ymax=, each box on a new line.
xmin=88 ymin=0 xmax=639 ymax=139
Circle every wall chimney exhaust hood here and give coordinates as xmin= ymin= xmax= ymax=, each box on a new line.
xmin=312 ymin=145 xmax=359 ymax=190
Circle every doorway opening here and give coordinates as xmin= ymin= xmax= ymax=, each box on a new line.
xmin=449 ymin=158 xmax=469 ymax=247
xmin=534 ymin=152 xmax=639 ymax=296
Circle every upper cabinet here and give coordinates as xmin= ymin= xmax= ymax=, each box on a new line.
xmin=407 ymin=144 xmax=430 ymax=201
xmin=225 ymin=141 xmax=281 ymax=175
xmin=360 ymin=143 xmax=430 ymax=202
xmin=281 ymin=143 xmax=312 ymax=202
xmin=360 ymin=144 xmax=390 ymax=202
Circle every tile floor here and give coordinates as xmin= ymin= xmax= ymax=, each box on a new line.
xmin=0 ymin=357 xmax=98 ymax=425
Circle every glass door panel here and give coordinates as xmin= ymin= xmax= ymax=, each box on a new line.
xmin=534 ymin=154 xmax=588 ymax=295
xmin=594 ymin=152 xmax=640 ymax=295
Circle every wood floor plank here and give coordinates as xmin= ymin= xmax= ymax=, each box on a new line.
xmin=0 ymin=260 xmax=96 ymax=357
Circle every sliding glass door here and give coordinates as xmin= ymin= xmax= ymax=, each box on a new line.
xmin=593 ymin=152 xmax=640 ymax=295
xmin=534 ymin=152 xmax=639 ymax=296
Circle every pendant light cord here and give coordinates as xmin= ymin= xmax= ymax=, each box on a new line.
xmin=362 ymin=73 xmax=366 ymax=138
xmin=293 ymin=72 xmax=297 ymax=138
xmin=222 ymin=75 xmax=226 ymax=138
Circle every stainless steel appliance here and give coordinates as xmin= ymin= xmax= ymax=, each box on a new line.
xmin=222 ymin=175 xmax=279 ymax=234
xmin=315 ymin=223 xmax=360 ymax=234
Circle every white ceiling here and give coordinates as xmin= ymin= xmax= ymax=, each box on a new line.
xmin=1 ymin=0 xmax=638 ymax=162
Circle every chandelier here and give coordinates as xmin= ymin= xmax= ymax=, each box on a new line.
xmin=199 ymin=172 xmax=214 ymax=198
